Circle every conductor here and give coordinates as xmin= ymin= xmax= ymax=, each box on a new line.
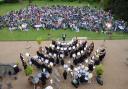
xmin=62 ymin=33 xmax=66 ymax=41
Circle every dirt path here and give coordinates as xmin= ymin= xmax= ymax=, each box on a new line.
xmin=0 ymin=40 xmax=128 ymax=89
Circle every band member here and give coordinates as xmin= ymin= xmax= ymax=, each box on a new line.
xmin=61 ymin=59 xmax=64 ymax=66
xmin=37 ymin=47 xmax=44 ymax=58
xmin=56 ymin=56 xmax=60 ymax=64
xmin=63 ymin=70 xmax=67 ymax=80
xmin=20 ymin=53 xmax=27 ymax=70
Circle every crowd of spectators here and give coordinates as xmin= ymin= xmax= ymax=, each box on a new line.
xmin=0 ymin=5 xmax=128 ymax=32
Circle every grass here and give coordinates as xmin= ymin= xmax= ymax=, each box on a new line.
xmin=0 ymin=0 xmax=99 ymax=16
xmin=0 ymin=28 xmax=128 ymax=41
xmin=0 ymin=1 xmax=127 ymax=41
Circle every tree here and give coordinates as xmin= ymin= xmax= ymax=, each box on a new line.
xmin=4 ymin=0 xmax=19 ymax=3
xmin=103 ymin=0 xmax=128 ymax=21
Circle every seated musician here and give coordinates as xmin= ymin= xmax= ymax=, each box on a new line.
xmin=37 ymin=47 xmax=45 ymax=58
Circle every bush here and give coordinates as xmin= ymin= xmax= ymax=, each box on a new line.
xmin=25 ymin=66 xmax=33 ymax=76
xmin=95 ymin=64 xmax=104 ymax=76
xmin=16 ymin=60 xmax=19 ymax=65
xmin=36 ymin=36 xmax=43 ymax=45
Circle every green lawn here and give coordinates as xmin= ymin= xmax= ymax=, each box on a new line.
xmin=0 ymin=28 xmax=128 ymax=41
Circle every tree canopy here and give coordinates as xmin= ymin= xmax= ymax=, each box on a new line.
xmin=103 ymin=0 xmax=128 ymax=21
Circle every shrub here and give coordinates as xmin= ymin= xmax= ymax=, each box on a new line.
xmin=95 ymin=64 xmax=104 ymax=76
xmin=25 ymin=66 xmax=33 ymax=76
xmin=36 ymin=36 xmax=43 ymax=45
